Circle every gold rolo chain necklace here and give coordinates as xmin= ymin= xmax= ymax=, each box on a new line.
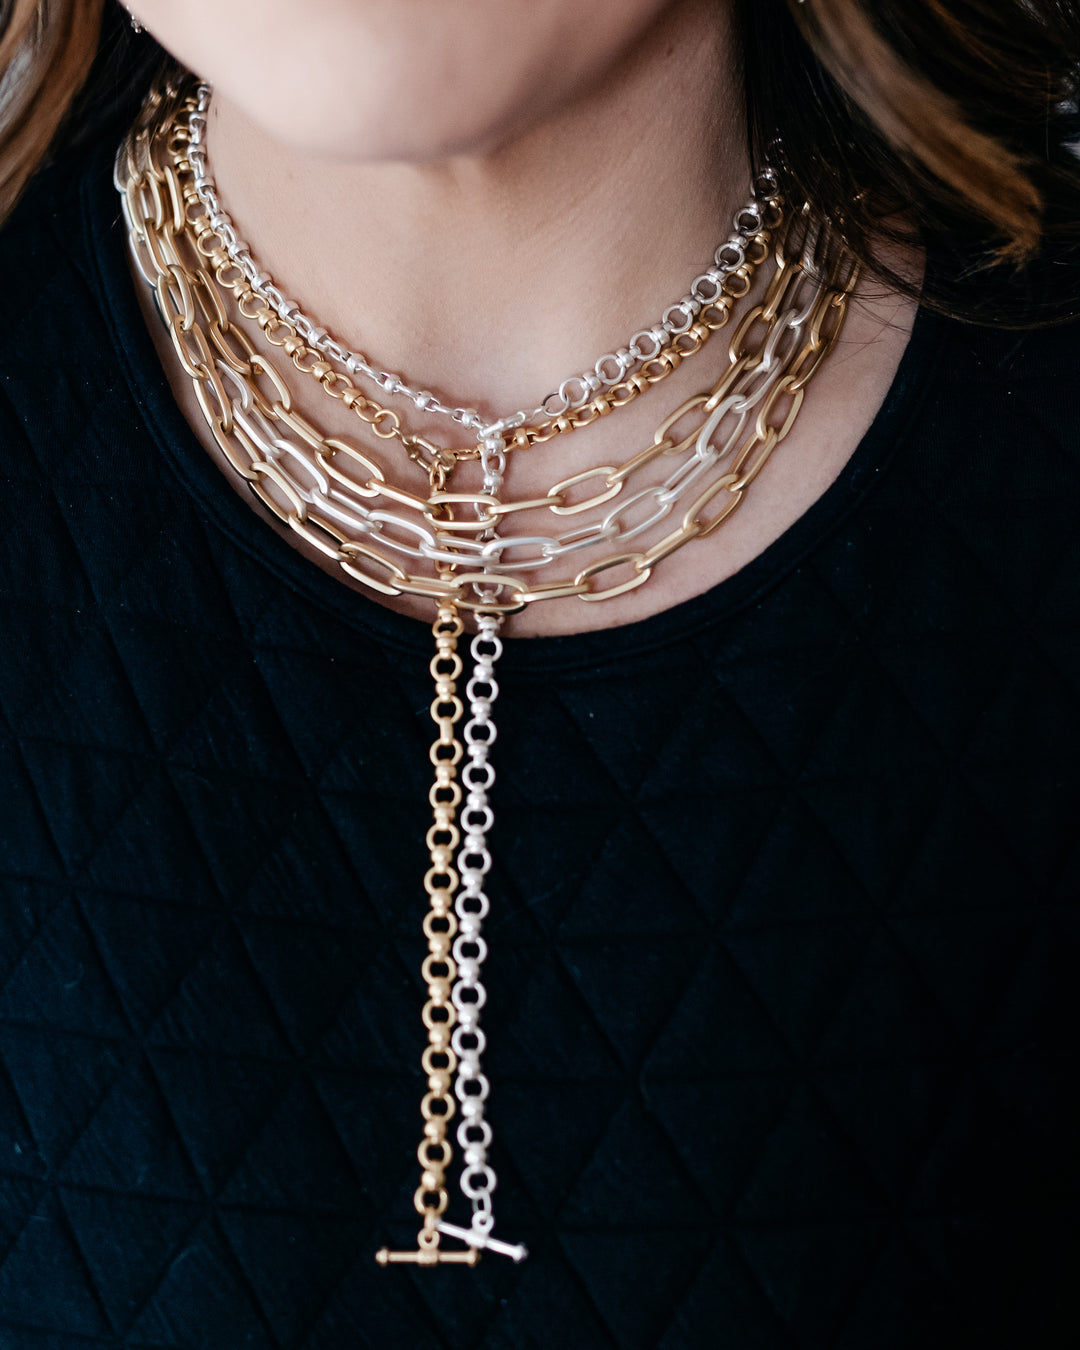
xmin=117 ymin=78 xmax=856 ymax=1267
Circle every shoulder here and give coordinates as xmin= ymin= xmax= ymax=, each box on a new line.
xmin=1 ymin=138 xmax=118 ymax=330
xmin=935 ymin=235 xmax=1080 ymax=385
xmin=0 ymin=137 xmax=144 ymax=455
xmin=951 ymin=312 xmax=1080 ymax=432
xmin=913 ymin=241 xmax=1080 ymax=485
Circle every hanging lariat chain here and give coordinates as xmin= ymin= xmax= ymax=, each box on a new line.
xmin=375 ymin=604 xmax=524 ymax=1266
xmin=437 ymin=616 xmax=526 ymax=1260
xmin=378 ymin=603 xmax=478 ymax=1266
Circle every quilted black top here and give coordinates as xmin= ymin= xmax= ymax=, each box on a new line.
xmin=0 ymin=133 xmax=1078 ymax=1350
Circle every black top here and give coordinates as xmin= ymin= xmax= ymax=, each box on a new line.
xmin=0 ymin=133 xmax=1078 ymax=1350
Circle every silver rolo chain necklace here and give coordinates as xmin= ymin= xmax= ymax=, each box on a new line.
xmin=184 ymin=82 xmax=776 ymax=445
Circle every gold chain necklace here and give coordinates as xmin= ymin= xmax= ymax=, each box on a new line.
xmin=117 ymin=77 xmax=856 ymax=1267
xmin=178 ymin=79 xmax=784 ymax=486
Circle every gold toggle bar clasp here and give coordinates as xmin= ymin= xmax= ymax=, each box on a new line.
xmin=375 ymin=1245 xmax=480 ymax=1267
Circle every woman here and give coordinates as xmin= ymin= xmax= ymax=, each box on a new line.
xmin=0 ymin=0 xmax=1077 ymax=1345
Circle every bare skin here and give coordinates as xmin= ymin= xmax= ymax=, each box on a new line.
xmin=131 ymin=0 xmax=920 ymax=636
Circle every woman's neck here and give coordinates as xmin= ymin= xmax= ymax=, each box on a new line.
xmin=202 ymin=2 xmax=746 ymax=423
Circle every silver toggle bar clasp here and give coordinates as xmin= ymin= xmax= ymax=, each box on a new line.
xmin=436 ymin=1220 xmax=528 ymax=1262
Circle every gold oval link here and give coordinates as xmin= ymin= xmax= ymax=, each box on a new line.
xmin=375 ymin=481 xmax=430 ymax=513
xmin=168 ymin=319 xmax=213 ymax=380
xmin=288 ymin=513 xmax=350 ymax=561
xmin=161 ymin=161 xmax=186 ymax=235
xmin=729 ymin=429 xmax=781 ymax=492
xmin=142 ymin=220 xmax=181 ymax=277
xmin=271 ymin=404 xmax=328 ymax=453
xmin=681 ymin=473 xmax=743 ymax=537
xmin=314 ymin=437 xmax=386 ymax=497
xmin=548 ymin=466 xmax=622 ymax=516
xmin=760 ymin=249 xmax=797 ymax=320
xmin=447 ymin=573 xmax=529 ymax=615
xmin=127 ymin=172 xmax=164 ymax=235
xmin=607 ymin=438 xmax=677 ymax=486
xmin=248 ymin=352 xmax=294 ymax=415
xmin=206 ymin=317 xmax=257 ymax=375
xmin=248 ymin=459 xmax=308 ymax=522
xmin=754 ymin=378 xmax=805 ymax=444
xmin=155 ymin=263 xmax=196 ymax=333
xmin=208 ymin=419 xmax=259 ymax=483
xmin=574 ymin=552 xmax=652 ymax=603
xmin=393 ymin=573 xmax=462 ymax=600
xmin=427 ymin=491 xmax=500 ymax=514
xmin=194 ymin=362 xmax=232 ymax=436
xmin=639 ymin=523 xmax=700 ymax=568
xmin=190 ymin=268 xmax=228 ymax=330
xmin=517 ymin=578 xmax=591 ymax=604
xmin=652 ymin=392 xmax=707 ymax=445
xmin=338 ymin=542 xmax=407 ymax=595
xmin=728 ymin=302 xmax=772 ymax=362
xmin=703 ymin=352 xmax=754 ymax=412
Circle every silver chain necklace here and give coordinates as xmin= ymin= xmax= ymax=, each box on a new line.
xmin=184 ymin=82 xmax=777 ymax=445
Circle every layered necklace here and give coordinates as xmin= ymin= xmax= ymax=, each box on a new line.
xmin=117 ymin=77 xmax=856 ymax=1269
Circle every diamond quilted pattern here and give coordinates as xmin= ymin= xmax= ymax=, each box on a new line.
xmin=0 ymin=1189 xmax=114 ymax=1339
xmin=0 ymin=136 xmax=1078 ymax=1350
xmin=58 ymin=1058 xmax=200 ymax=1200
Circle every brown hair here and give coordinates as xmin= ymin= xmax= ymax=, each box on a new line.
xmin=741 ymin=0 xmax=1080 ymax=321
xmin=0 ymin=0 xmax=103 ymax=220
xmin=2 ymin=0 xmax=1080 ymax=321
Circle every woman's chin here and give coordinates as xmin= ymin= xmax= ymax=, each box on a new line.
xmin=132 ymin=0 xmax=686 ymax=165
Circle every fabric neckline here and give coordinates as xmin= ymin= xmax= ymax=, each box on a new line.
xmin=85 ymin=137 xmax=946 ymax=675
